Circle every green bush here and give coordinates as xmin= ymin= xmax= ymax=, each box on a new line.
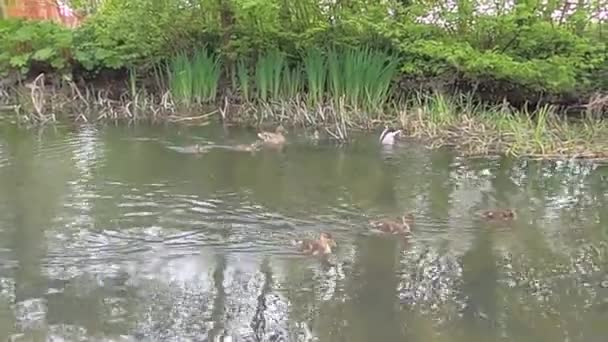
xmin=73 ymin=0 xmax=220 ymax=70
xmin=0 ymin=0 xmax=605 ymax=106
xmin=0 ymin=19 xmax=73 ymax=75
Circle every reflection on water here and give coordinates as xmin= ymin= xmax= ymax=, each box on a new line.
xmin=0 ymin=123 xmax=607 ymax=341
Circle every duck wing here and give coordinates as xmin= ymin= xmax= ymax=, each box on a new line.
xmin=257 ymin=132 xmax=272 ymax=140
xmin=370 ymin=219 xmax=402 ymax=233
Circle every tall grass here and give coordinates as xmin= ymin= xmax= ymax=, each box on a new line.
xmin=239 ymin=47 xmax=400 ymax=113
xmin=168 ymin=52 xmax=194 ymax=106
xmin=414 ymin=91 xmax=457 ymax=125
xmin=167 ymin=48 xmax=221 ymax=106
xmin=302 ymin=48 xmax=326 ymax=106
xmin=255 ymin=50 xmax=286 ymax=102
xmin=282 ymin=65 xmax=302 ymax=99
xmin=323 ymin=47 xmax=399 ymax=113
xmin=127 ymin=66 xmax=138 ymax=100
xmin=236 ymin=59 xmax=251 ymax=102
xmin=397 ymin=91 xmax=608 ymax=158
xmin=164 ymin=46 xmax=399 ymax=113
xmin=192 ymin=49 xmax=222 ymax=104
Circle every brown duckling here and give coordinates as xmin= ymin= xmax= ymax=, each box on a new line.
xmin=369 ymin=213 xmax=414 ymax=235
xmin=180 ymin=144 xmax=209 ymax=154
xmin=257 ymin=125 xmax=287 ymax=146
xmin=292 ymin=232 xmax=337 ymax=256
xmin=232 ymin=141 xmax=262 ymax=152
xmin=480 ymin=209 xmax=516 ymax=221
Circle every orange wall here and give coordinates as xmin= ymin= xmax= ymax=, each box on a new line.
xmin=6 ymin=0 xmax=82 ymax=28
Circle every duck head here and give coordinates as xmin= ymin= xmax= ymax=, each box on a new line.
xmin=319 ymin=232 xmax=337 ymax=248
xmin=401 ymin=213 xmax=415 ymax=225
xmin=276 ymin=125 xmax=287 ymax=134
xmin=501 ymin=209 xmax=516 ymax=219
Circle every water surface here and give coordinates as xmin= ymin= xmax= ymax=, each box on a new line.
xmin=0 ymin=122 xmax=607 ymax=341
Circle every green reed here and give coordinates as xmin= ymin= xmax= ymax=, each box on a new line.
xmin=167 ymin=48 xmax=221 ymax=106
xmin=302 ymin=48 xmax=327 ymax=106
xmin=168 ymin=52 xmax=193 ymax=106
xmin=236 ymin=59 xmax=251 ymax=102
xmin=326 ymin=47 xmax=399 ymax=113
xmin=191 ymin=48 xmax=222 ymax=104
xmin=255 ymin=50 xmax=286 ymax=102
xmin=127 ymin=66 xmax=138 ymax=100
xmin=364 ymin=50 xmax=399 ymax=112
xmin=282 ymin=65 xmax=302 ymax=99
xmin=409 ymin=91 xmax=457 ymax=126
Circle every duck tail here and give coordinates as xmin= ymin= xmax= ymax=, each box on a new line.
xmin=379 ymin=127 xmax=389 ymax=143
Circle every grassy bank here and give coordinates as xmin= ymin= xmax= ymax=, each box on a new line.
xmin=398 ymin=93 xmax=608 ymax=159
xmin=2 ymin=72 xmax=607 ymax=160
xmin=0 ymin=0 xmax=607 ymax=159
xmin=1 ymin=0 xmax=606 ymax=105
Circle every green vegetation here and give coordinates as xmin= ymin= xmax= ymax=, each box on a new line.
xmin=0 ymin=19 xmax=73 ymax=74
xmin=399 ymin=92 xmax=608 ymax=159
xmin=0 ymin=0 xmax=606 ymax=158
xmin=1 ymin=0 xmax=606 ymax=100
xmin=167 ymin=49 xmax=222 ymax=106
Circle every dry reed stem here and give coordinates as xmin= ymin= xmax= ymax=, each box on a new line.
xmin=585 ymin=93 xmax=608 ymax=117
xmin=2 ymin=81 xmax=607 ymax=161
xmin=397 ymin=106 xmax=608 ymax=160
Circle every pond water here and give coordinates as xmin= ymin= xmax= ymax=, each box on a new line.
xmin=0 ymin=122 xmax=607 ymax=341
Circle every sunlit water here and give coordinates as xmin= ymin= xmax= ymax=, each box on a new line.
xmin=0 ymin=122 xmax=607 ymax=341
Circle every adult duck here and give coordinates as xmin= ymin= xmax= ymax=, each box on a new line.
xmin=379 ymin=126 xmax=402 ymax=145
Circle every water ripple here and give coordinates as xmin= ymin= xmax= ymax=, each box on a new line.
xmin=2 ymin=124 xmax=606 ymax=341
xmin=0 ymin=143 xmax=7 ymax=168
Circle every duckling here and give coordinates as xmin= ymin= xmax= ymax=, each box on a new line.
xmin=181 ymin=144 xmax=208 ymax=154
xmin=379 ymin=126 xmax=402 ymax=145
xmin=232 ymin=141 xmax=262 ymax=152
xmin=292 ymin=232 xmax=337 ymax=256
xmin=369 ymin=213 xmax=414 ymax=235
xmin=480 ymin=209 xmax=516 ymax=221
xmin=257 ymin=125 xmax=287 ymax=146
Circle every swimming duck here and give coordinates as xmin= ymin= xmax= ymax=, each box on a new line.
xmin=292 ymin=232 xmax=337 ymax=256
xmin=369 ymin=213 xmax=414 ymax=235
xmin=379 ymin=126 xmax=402 ymax=145
xmin=257 ymin=125 xmax=287 ymax=146
xmin=232 ymin=141 xmax=262 ymax=152
xmin=480 ymin=209 xmax=516 ymax=221
xmin=181 ymin=144 xmax=209 ymax=154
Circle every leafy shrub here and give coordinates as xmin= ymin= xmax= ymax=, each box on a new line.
xmin=0 ymin=0 xmax=605 ymax=106
xmin=0 ymin=19 xmax=73 ymax=75
xmin=73 ymin=0 xmax=220 ymax=70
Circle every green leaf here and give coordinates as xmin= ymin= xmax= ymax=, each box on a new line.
xmin=32 ymin=47 xmax=56 ymax=61
xmin=74 ymin=51 xmax=96 ymax=70
xmin=9 ymin=53 xmax=31 ymax=68
xmin=50 ymin=57 xmax=66 ymax=69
